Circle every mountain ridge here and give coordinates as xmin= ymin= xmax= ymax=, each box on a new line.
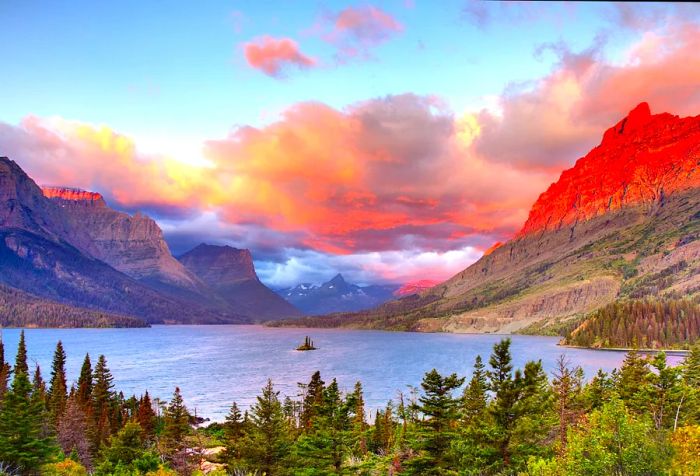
xmin=0 ymin=157 xmax=297 ymax=324
xmin=276 ymin=273 xmax=398 ymax=315
xmin=271 ymin=103 xmax=700 ymax=333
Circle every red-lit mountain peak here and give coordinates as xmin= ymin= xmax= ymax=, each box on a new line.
xmin=42 ymin=186 xmax=106 ymax=205
xmin=519 ymin=103 xmax=700 ymax=236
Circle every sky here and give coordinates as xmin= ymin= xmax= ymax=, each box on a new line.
xmin=2 ymin=1 xmax=700 ymax=288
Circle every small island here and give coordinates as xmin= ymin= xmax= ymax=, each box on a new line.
xmin=296 ymin=336 xmax=318 ymax=351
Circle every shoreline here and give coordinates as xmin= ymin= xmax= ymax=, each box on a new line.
xmin=559 ymin=343 xmax=690 ymax=355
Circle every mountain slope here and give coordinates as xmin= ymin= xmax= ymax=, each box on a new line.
xmin=177 ymin=243 xmax=301 ymax=321
xmin=273 ymin=103 xmax=700 ymax=333
xmin=0 ymin=157 xmax=248 ymax=324
xmin=42 ymin=186 xmax=202 ymax=291
xmin=0 ymin=283 xmax=147 ymax=328
xmin=276 ymin=274 xmax=398 ymax=315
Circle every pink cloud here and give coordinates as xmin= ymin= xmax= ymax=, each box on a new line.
xmin=475 ymin=20 xmax=700 ymax=170
xmin=323 ymin=5 xmax=403 ymax=61
xmin=243 ymin=36 xmax=316 ymax=77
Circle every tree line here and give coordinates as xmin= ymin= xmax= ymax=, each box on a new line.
xmin=564 ymin=298 xmax=700 ymax=349
xmin=0 ymin=284 xmax=147 ymax=328
xmin=2 ymin=332 xmax=700 ymax=474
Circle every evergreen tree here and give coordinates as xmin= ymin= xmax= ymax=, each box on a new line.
xmin=510 ymin=360 xmax=555 ymax=468
xmin=683 ymin=343 xmax=700 ymax=424
xmin=48 ymin=341 xmax=68 ymax=428
xmin=32 ymin=364 xmax=47 ymax=403
xmin=551 ymin=355 xmax=584 ymax=451
xmin=463 ymin=355 xmax=488 ymax=423
xmin=15 ymin=330 xmax=29 ymax=375
xmin=347 ymin=381 xmax=368 ymax=456
xmin=616 ymin=347 xmax=650 ymax=413
xmin=223 ymin=401 xmax=245 ymax=462
xmin=407 ymin=369 xmax=464 ymax=474
xmin=300 ymin=370 xmax=325 ymax=431
xmin=585 ymin=369 xmax=614 ymax=411
xmin=92 ymin=355 xmax=115 ymax=447
xmin=0 ymin=336 xmax=52 ymax=472
xmin=645 ymin=352 xmax=683 ymax=430
xmin=240 ymin=379 xmax=290 ymax=475
xmin=487 ymin=338 xmax=521 ymax=469
xmin=291 ymin=378 xmax=351 ymax=473
xmin=161 ymin=387 xmax=191 ymax=455
xmin=136 ymin=391 xmax=156 ymax=441
xmin=100 ymin=421 xmax=147 ymax=468
xmin=0 ymin=339 xmax=11 ymax=403
xmin=76 ymin=353 xmax=93 ymax=409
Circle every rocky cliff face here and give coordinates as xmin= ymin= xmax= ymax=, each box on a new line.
xmin=520 ymin=103 xmax=700 ymax=236
xmin=41 ymin=186 xmax=201 ymax=290
xmin=0 ymin=159 xmax=70 ymax=239
xmin=177 ymin=244 xmax=258 ymax=284
xmin=0 ymin=157 xmax=248 ymax=324
xmin=178 ymin=244 xmax=301 ymax=320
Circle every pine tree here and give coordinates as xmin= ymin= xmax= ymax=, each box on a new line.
xmin=510 ymin=360 xmax=555 ymax=468
xmin=463 ymin=355 xmax=488 ymax=423
xmin=76 ymin=353 xmax=93 ymax=408
xmin=300 ymin=370 xmax=325 ymax=431
xmin=616 ymin=347 xmax=650 ymax=413
xmin=348 ymin=381 xmax=368 ymax=456
xmin=162 ymin=387 xmax=191 ymax=454
xmin=551 ymin=355 xmax=583 ymax=452
xmin=0 ymin=336 xmax=52 ymax=472
xmin=223 ymin=401 xmax=245 ymax=462
xmin=48 ymin=341 xmax=68 ymax=428
xmin=408 ymin=369 xmax=465 ymax=474
xmin=585 ymin=369 xmax=614 ymax=410
xmin=92 ymin=355 xmax=115 ymax=447
xmin=0 ymin=339 xmax=11 ymax=403
xmin=32 ymin=364 xmax=47 ymax=403
xmin=645 ymin=352 xmax=682 ymax=430
xmin=15 ymin=330 xmax=29 ymax=375
xmin=487 ymin=338 xmax=521 ymax=469
xmin=137 ymin=391 xmax=157 ymax=440
xmin=241 ymin=379 xmax=290 ymax=475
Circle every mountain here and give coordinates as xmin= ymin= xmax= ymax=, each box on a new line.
xmin=276 ymin=274 xmax=398 ymax=315
xmin=42 ymin=186 xmax=202 ymax=291
xmin=177 ymin=243 xmax=301 ymax=320
xmin=394 ymin=280 xmax=441 ymax=297
xmin=272 ymin=103 xmax=700 ymax=333
xmin=0 ymin=157 xmax=248 ymax=325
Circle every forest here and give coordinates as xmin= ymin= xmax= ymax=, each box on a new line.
xmin=0 ymin=285 xmax=147 ymax=329
xmin=1 ymin=332 xmax=700 ymax=475
xmin=564 ymin=299 xmax=700 ymax=349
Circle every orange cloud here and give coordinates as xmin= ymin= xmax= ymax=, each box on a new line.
xmin=476 ymin=20 xmax=700 ymax=170
xmin=201 ymin=94 xmax=549 ymax=252
xmin=4 ymin=21 xmax=699 ymax=258
xmin=1 ymin=95 xmax=549 ymax=254
xmin=243 ymin=36 xmax=316 ymax=77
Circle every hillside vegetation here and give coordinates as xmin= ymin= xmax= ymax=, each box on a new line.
xmin=0 ymin=284 xmax=147 ymax=328
xmin=564 ymin=298 xmax=700 ymax=349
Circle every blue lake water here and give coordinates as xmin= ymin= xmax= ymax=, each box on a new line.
xmin=0 ymin=325 xmax=683 ymax=421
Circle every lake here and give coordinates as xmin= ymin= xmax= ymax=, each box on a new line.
xmin=0 ymin=325 xmax=683 ymax=421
